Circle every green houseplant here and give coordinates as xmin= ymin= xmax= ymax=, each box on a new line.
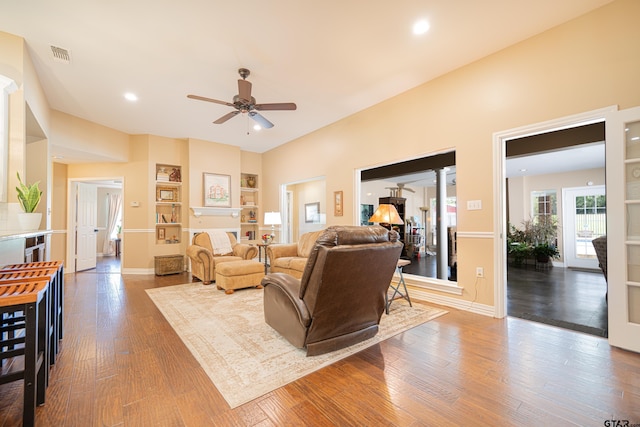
xmin=507 ymin=217 xmax=559 ymax=266
xmin=16 ymin=172 xmax=42 ymax=213
xmin=532 ymin=242 xmax=560 ymax=262
xmin=16 ymin=172 xmax=43 ymax=230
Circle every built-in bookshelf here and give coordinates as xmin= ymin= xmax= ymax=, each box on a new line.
xmin=240 ymin=173 xmax=259 ymax=243
xmin=155 ymin=164 xmax=182 ymax=244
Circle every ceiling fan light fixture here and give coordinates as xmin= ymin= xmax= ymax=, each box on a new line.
xmin=187 ymin=68 xmax=296 ymax=129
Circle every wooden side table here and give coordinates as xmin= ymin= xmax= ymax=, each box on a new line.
xmin=385 ymin=259 xmax=413 ymax=314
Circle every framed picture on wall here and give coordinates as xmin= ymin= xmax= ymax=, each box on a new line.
xmin=334 ymin=191 xmax=343 ymax=216
xmin=156 ymin=186 xmax=178 ymax=202
xmin=305 ymin=202 xmax=320 ymax=223
xmin=203 ymin=173 xmax=231 ymax=207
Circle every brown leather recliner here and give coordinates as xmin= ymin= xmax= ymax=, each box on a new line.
xmin=186 ymin=232 xmax=258 ymax=285
xmin=261 ymin=225 xmax=403 ymax=356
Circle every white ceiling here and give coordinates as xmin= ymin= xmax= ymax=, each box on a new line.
xmin=1 ymin=0 xmax=612 ymax=161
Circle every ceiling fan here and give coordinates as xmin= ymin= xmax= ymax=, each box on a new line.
xmin=385 ymin=182 xmax=416 ymax=197
xmin=187 ymin=68 xmax=296 ymax=129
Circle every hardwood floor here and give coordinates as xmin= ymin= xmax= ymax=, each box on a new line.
xmin=404 ymin=255 xmax=608 ymax=337
xmin=1 ymin=259 xmax=639 ymax=426
xmin=508 ymin=265 xmax=608 ymax=337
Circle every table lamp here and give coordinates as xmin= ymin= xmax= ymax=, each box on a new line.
xmin=264 ymin=211 xmax=282 ymax=236
xmin=369 ymin=204 xmax=403 ymax=231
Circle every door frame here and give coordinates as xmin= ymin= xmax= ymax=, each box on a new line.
xmin=562 ymin=185 xmax=606 ymax=270
xmin=492 ymin=105 xmax=617 ymax=318
xmin=66 ymin=176 xmax=124 ymax=273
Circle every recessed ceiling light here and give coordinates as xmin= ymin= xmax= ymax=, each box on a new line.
xmin=124 ymin=92 xmax=138 ymax=102
xmin=520 ymin=168 xmax=527 ymax=172
xmin=413 ymin=19 xmax=430 ymax=35
xmin=253 ymin=124 xmax=261 ymax=131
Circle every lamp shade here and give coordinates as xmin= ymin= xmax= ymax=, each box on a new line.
xmin=369 ymin=204 xmax=403 ymax=225
xmin=264 ymin=211 xmax=282 ymax=225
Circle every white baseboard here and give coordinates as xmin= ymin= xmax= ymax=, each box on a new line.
xmin=409 ymin=287 xmax=495 ymax=317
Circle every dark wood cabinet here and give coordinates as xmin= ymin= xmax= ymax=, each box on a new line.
xmin=25 ymin=234 xmax=46 ymax=262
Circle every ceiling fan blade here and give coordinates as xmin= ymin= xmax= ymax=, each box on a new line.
xmin=187 ymin=94 xmax=234 ymax=107
xmin=238 ymin=79 xmax=252 ymax=102
xmin=249 ymin=111 xmax=274 ymax=129
xmin=213 ymin=110 xmax=240 ymax=124
xmin=254 ymin=102 xmax=297 ymax=111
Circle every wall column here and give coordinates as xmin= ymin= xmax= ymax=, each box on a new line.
xmin=435 ymin=168 xmax=448 ymax=280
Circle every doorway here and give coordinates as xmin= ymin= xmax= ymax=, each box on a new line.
xmin=279 ymin=177 xmax=325 ymax=243
xmin=562 ymin=185 xmax=606 ymax=269
xmin=66 ymin=178 xmax=123 ymax=273
xmin=495 ymin=106 xmax=615 ymax=335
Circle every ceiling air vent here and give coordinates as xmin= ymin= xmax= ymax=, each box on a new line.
xmin=50 ymin=45 xmax=71 ymax=64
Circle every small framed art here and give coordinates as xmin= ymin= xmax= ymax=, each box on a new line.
xmin=334 ymin=191 xmax=343 ymax=216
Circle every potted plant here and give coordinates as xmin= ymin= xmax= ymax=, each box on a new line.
xmin=16 ymin=172 xmax=43 ymax=230
xmin=532 ymin=242 xmax=560 ymax=263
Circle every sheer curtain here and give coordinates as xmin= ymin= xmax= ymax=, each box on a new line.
xmin=103 ymin=193 xmax=123 ymax=256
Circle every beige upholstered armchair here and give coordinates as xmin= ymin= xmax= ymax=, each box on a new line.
xmin=261 ymin=225 xmax=403 ymax=356
xmin=266 ymin=230 xmax=325 ymax=279
xmin=186 ymin=232 xmax=258 ymax=285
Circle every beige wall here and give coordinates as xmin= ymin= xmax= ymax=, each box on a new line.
xmin=50 ymin=162 xmax=67 ymax=261
xmin=261 ymin=0 xmax=640 ymax=306
xmin=289 ymin=179 xmax=326 ymax=238
xmin=51 ymin=110 xmax=129 ymax=163
xmin=188 ymin=138 xmax=242 ymax=235
xmin=25 ymin=139 xmax=48 ymax=222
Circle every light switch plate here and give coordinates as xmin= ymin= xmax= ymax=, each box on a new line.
xmin=467 ymin=200 xmax=482 ymax=210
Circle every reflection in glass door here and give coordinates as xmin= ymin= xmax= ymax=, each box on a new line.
xmin=606 ymin=106 xmax=640 ymax=353
xmin=562 ymin=186 xmax=606 ymax=269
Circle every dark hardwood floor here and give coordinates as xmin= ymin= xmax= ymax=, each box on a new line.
xmin=1 ymin=257 xmax=638 ymax=426
xmin=403 ymin=255 xmax=608 ymax=337
xmin=508 ymin=264 xmax=608 ymax=337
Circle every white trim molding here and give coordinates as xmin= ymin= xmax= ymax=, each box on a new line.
xmin=402 ymin=274 xmax=464 ymax=295
xmin=492 ymin=105 xmax=617 ymax=319
xmin=191 ymin=206 xmax=242 ymax=217
xmin=409 ymin=287 xmax=494 ymax=317
xmin=456 ymin=231 xmax=494 ymax=239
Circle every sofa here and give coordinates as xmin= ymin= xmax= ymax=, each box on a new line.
xmin=266 ymin=230 xmax=325 ymax=278
xmin=261 ymin=225 xmax=403 ymax=356
xmin=186 ymin=232 xmax=258 ymax=285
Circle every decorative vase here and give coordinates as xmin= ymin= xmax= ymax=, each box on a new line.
xmin=247 ymin=176 xmax=256 ymax=188
xmin=17 ymin=212 xmax=42 ymax=231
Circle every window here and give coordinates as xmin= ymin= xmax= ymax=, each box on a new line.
xmin=532 ymin=190 xmax=557 ymax=220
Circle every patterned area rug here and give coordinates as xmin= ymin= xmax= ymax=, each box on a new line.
xmin=146 ymin=282 xmax=447 ymax=408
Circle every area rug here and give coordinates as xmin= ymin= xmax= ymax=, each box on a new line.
xmin=146 ymin=282 xmax=447 ymax=408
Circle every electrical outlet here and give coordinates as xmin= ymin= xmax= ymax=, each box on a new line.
xmin=476 ymin=267 xmax=484 ymax=278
